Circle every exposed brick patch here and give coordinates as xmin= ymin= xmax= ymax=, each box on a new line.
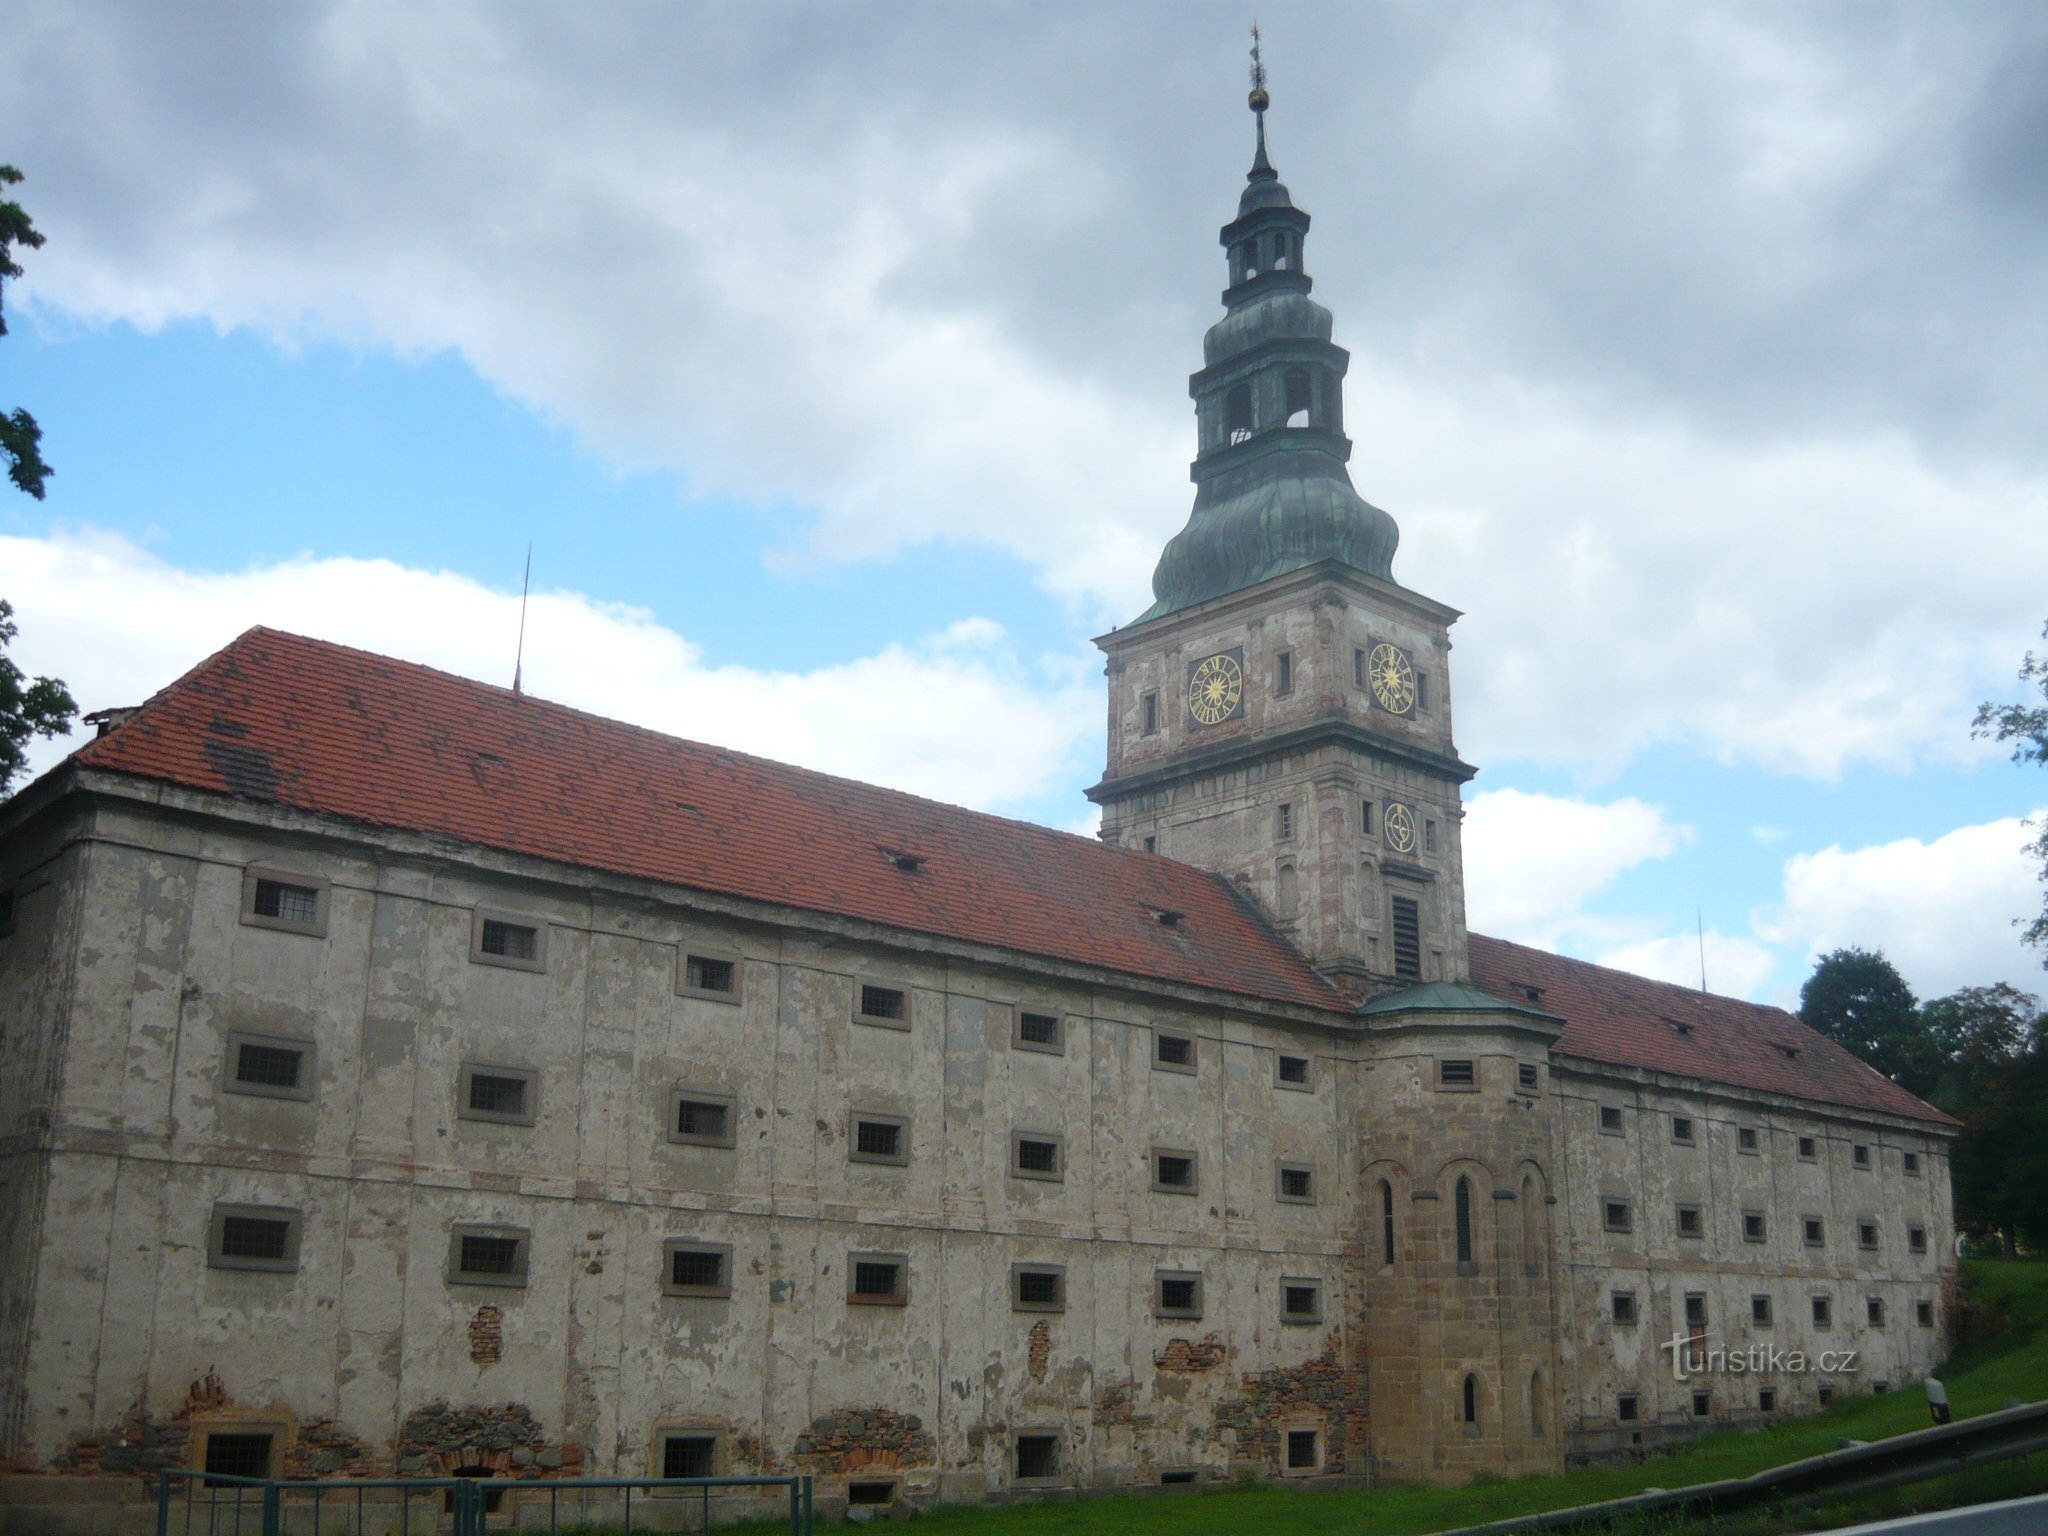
xmin=1213 ymin=1334 xmax=1370 ymax=1475
xmin=793 ymin=1408 xmax=935 ymax=1473
xmin=396 ymin=1402 xmax=582 ymax=1479
xmin=468 ymin=1305 xmax=505 ymax=1365
xmin=284 ymin=1420 xmax=375 ymax=1479
xmin=1027 ymin=1320 xmax=1051 ymax=1381
xmin=57 ymin=1373 xmax=241 ymax=1479
xmin=1155 ymin=1335 xmax=1230 ymax=1373
xmin=1093 ymin=1376 xmax=1143 ymax=1427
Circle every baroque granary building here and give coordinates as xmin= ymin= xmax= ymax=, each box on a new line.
xmin=0 ymin=92 xmax=1955 ymax=1530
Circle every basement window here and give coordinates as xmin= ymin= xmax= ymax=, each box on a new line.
xmin=471 ymin=911 xmax=545 ymax=972
xmin=1818 ymin=1386 xmax=1835 ymax=1407
xmin=679 ymin=951 xmax=740 ymax=1002
xmin=662 ymin=1435 xmax=718 ymax=1480
xmin=1611 ymin=1291 xmax=1638 ymax=1326
xmin=459 ymin=1064 xmax=537 ymax=1126
xmin=448 ymin=1225 xmax=530 ymax=1289
xmin=850 ymin=1113 xmax=909 ymax=1167
xmin=1692 ymin=1391 xmax=1712 ymax=1418
xmin=1151 ymin=1148 xmax=1198 ymax=1194
xmin=661 ymin=1241 xmax=734 ymax=1299
xmin=848 ymin=1481 xmax=895 ymax=1506
xmin=1011 ymin=1133 xmax=1065 ymax=1182
xmin=1154 ymin=1032 xmax=1197 ymax=1073
xmin=240 ymin=869 xmax=328 ymax=936
xmin=1617 ymin=1394 xmax=1639 ymax=1423
xmin=1276 ymin=1162 xmax=1316 ymax=1205
xmin=224 ymin=1031 xmax=314 ymax=1101
xmin=668 ymin=1089 xmax=738 ymax=1149
xmin=207 ymin=1204 xmax=302 ymax=1273
xmin=1014 ymin=1009 xmax=1064 ymax=1055
xmin=1281 ymin=1279 xmax=1322 ymax=1324
xmin=1759 ymin=1389 xmax=1777 ymax=1413
xmin=1276 ymin=1054 xmax=1312 ymax=1090
xmin=1285 ymin=1428 xmax=1321 ymax=1471
xmin=1160 ymin=1469 xmax=1199 ymax=1486
xmin=855 ymin=983 xmax=909 ymax=1029
xmin=1014 ymin=1434 xmax=1060 ymax=1484
xmin=202 ymin=1432 xmax=277 ymax=1485
xmin=1011 ymin=1265 xmax=1066 ymax=1313
xmin=1154 ymin=1271 xmax=1203 ymax=1319
xmin=848 ymin=1253 xmax=908 ymax=1306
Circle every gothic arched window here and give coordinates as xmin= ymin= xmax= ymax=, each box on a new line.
xmin=1455 ymin=1176 xmax=1474 ymax=1265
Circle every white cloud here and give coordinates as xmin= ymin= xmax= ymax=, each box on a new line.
xmin=1594 ymin=930 xmax=1781 ymax=1000
xmin=1759 ymin=816 xmax=2046 ymax=998
xmin=2 ymin=529 xmax=1099 ymax=817
xmin=1462 ymin=788 xmax=1692 ymax=940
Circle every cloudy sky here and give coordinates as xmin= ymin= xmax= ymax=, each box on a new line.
xmin=3 ymin=1 xmax=2044 ymax=1008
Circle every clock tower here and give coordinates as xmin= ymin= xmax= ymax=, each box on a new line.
xmin=1089 ymin=79 xmax=1476 ymax=989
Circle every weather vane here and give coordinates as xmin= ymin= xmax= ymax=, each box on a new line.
xmin=1248 ymin=22 xmax=1269 ymax=113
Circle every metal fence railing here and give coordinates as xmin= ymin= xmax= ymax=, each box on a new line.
xmin=155 ymin=1470 xmax=815 ymax=1536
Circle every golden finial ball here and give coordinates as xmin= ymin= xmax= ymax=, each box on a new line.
xmin=1249 ymin=86 xmax=1270 ymax=111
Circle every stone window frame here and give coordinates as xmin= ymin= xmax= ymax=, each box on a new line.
xmin=1738 ymin=1126 xmax=1760 ymax=1154
xmin=1675 ymin=1202 xmax=1704 ymax=1239
xmin=1279 ymin=1276 xmax=1323 ymax=1325
xmin=1602 ymin=1197 xmax=1634 ymax=1235
xmin=1751 ymin=1293 xmax=1774 ymax=1327
xmin=1150 ymin=1146 xmax=1199 ymax=1196
xmin=1691 ymin=1390 xmax=1713 ymax=1418
xmin=1916 ymin=1299 xmax=1936 ymax=1328
xmin=660 ymin=1240 xmax=734 ymax=1300
xmin=1599 ymin=1104 xmax=1625 ymax=1135
xmin=1517 ymin=1062 xmax=1540 ymax=1092
xmin=1275 ymin=1159 xmax=1317 ymax=1206
xmin=1276 ymin=801 xmax=1296 ymax=841
xmin=1684 ymin=1291 xmax=1709 ymax=1330
xmin=1012 ymin=1430 xmax=1062 ymax=1487
xmin=457 ymin=1062 xmax=539 ymax=1128
xmin=1817 ymin=1385 xmax=1836 ymax=1407
xmin=1012 ymin=1006 xmax=1065 ymax=1056
xmin=1274 ymin=649 xmax=1295 ymax=698
xmin=469 ymin=908 xmax=547 ymax=973
xmin=1610 ymin=1290 xmax=1639 ymax=1326
xmin=667 ymin=1087 xmax=739 ymax=1150
xmin=1759 ymin=1388 xmax=1778 ymax=1413
xmin=1275 ymin=1053 xmax=1313 ymax=1091
xmin=847 ymin=1250 xmax=910 ymax=1307
xmin=1153 ymin=1029 xmax=1197 ymax=1074
xmin=1803 ymin=1215 xmax=1827 ymax=1249
xmin=1866 ymin=1296 xmax=1886 ymax=1328
xmin=1617 ymin=1393 xmax=1640 ymax=1423
xmin=239 ymin=867 xmax=331 ymax=938
xmin=676 ymin=948 xmax=743 ymax=1005
xmin=222 ymin=1028 xmax=317 ymax=1103
xmin=1671 ymin=1115 xmax=1696 ymax=1146
xmin=1853 ymin=1143 xmax=1873 ymax=1169
xmin=649 ymin=1426 xmax=725 ymax=1487
xmin=1153 ymin=1268 xmax=1204 ymax=1320
xmin=1908 ymin=1224 xmax=1928 ymax=1255
xmin=848 ymin=1111 xmax=911 ymax=1168
xmin=1281 ymin=1425 xmax=1323 ymax=1476
xmin=1009 ymin=1130 xmax=1067 ymax=1183
xmin=1902 ymin=1150 xmax=1922 ymax=1176
xmin=1436 ymin=1058 xmax=1477 ymax=1092
xmin=195 ymin=1424 xmax=286 ymax=1483
xmin=447 ymin=1223 xmax=532 ymax=1290
xmin=852 ymin=980 xmax=912 ymax=1031
xmin=205 ymin=1202 xmax=303 ymax=1274
xmin=1010 ymin=1262 xmax=1066 ymax=1314
xmin=1797 ymin=1135 xmax=1819 ymax=1162
xmin=1811 ymin=1293 xmax=1834 ymax=1330
xmin=1742 ymin=1209 xmax=1768 ymax=1245
xmin=1140 ymin=690 xmax=1160 ymax=736
xmin=1857 ymin=1217 xmax=1881 ymax=1251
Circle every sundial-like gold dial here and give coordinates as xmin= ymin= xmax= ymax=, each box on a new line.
xmin=1188 ymin=653 xmax=1244 ymax=727
xmin=1368 ymin=643 xmax=1416 ymax=714
xmin=1383 ymin=801 xmax=1417 ymax=855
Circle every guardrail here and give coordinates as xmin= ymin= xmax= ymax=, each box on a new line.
xmin=1439 ymin=1399 xmax=2048 ymax=1534
xmin=155 ymin=1469 xmax=815 ymax=1536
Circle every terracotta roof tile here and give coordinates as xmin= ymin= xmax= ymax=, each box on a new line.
xmin=73 ymin=628 xmax=1341 ymax=1011
xmin=1468 ymin=933 xmax=1957 ymax=1127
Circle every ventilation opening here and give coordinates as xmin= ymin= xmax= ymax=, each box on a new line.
xmin=445 ymin=1467 xmax=504 ymax=1515
xmin=1390 ymin=895 xmax=1422 ymax=979
xmin=848 ymin=1481 xmax=895 ymax=1505
xmin=1151 ymin=908 xmax=1184 ymax=929
xmin=1159 ymin=1469 xmax=1197 ymax=1486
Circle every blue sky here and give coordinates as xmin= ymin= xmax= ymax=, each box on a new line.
xmin=4 ymin=2 xmax=2045 ymax=1009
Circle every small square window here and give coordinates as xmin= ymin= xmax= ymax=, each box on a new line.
xmin=1798 ymin=1135 xmax=1818 ymax=1161
xmin=1676 ymin=1204 xmax=1703 ymax=1238
xmin=207 ymin=1203 xmax=302 ymax=1273
xmin=1858 ymin=1220 xmax=1879 ymax=1250
xmin=1738 ymin=1126 xmax=1759 ymax=1153
xmin=1804 ymin=1217 xmax=1826 ymax=1248
xmin=1014 ymin=1433 xmax=1059 ymax=1483
xmin=1275 ymin=651 xmax=1294 ymax=696
xmin=1812 ymin=1295 xmax=1833 ymax=1328
xmin=848 ymin=1252 xmax=908 ymax=1305
xmin=1603 ymin=1199 xmax=1633 ymax=1234
xmin=1903 ymin=1150 xmax=1921 ymax=1175
xmin=1916 ymin=1299 xmax=1935 ymax=1328
xmin=458 ymin=1064 xmax=538 ymax=1127
xmin=1011 ymin=1133 xmax=1065 ymax=1182
xmin=1141 ymin=691 xmax=1160 ymax=735
xmin=1867 ymin=1296 xmax=1885 ymax=1327
xmin=1438 ymin=1058 xmax=1476 ymax=1090
xmin=1154 ymin=1032 xmax=1196 ymax=1073
xmin=679 ymin=951 xmax=741 ymax=1003
xmin=661 ymin=1241 xmax=734 ymax=1299
xmin=1142 ymin=835 xmax=1157 ymax=854
xmin=223 ymin=1031 xmax=315 ymax=1102
xmin=668 ymin=1090 xmax=737 ymax=1149
xmin=1611 ymin=1291 xmax=1638 ymax=1326
xmin=1751 ymin=1294 xmax=1773 ymax=1326
xmin=1743 ymin=1210 xmax=1767 ymax=1244
xmin=1692 ymin=1390 xmax=1712 ymax=1417
xmin=855 ymin=983 xmax=909 ymax=1029
xmin=661 ymin=1435 xmax=718 ymax=1480
xmin=240 ymin=869 xmax=329 ymax=936
xmin=1285 ymin=1428 xmax=1320 ymax=1471
xmin=1281 ymin=1278 xmax=1322 ymax=1324
xmin=1685 ymin=1293 xmax=1708 ymax=1330
xmin=1014 ymin=1008 xmax=1064 ymax=1055
xmin=1671 ymin=1115 xmax=1695 ymax=1145
xmin=1518 ymin=1062 xmax=1540 ymax=1092
xmin=1853 ymin=1143 xmax=1871 ymax=1168
xmin=1011 ymin=1265 xmax=1066 ymax=1313
xmin=1155 ymin=1270 xmax=1203 ymax=1319
xmin=850 ymin=1113 xmax=909 ymax=1167
xmin=1909 ymin=1225 xmax=1927 ymax=1255
xmin=1617 ymin=1394 xmax=1639 ymax=1423
xmin=202 ymin=1432 xmax=277 ymax=1484
xmin=1599 ymin=1105 xmax=1625 ymax=1134
xmin=471 ymin=910 xmax=545 ymax=972
xmin=1151 ymin=1148 xmax=1199 ymax=1194
xmin=1276 ymin=1054 xmax=1312 ymax=1089
xmin=1276 ymin=1161 xmax=1316 ymax=1205
xmin=448 ymin=1224 xmax=530 ymax=1288
xmin=1818 ymin=1385 xmax=1835 ymax=1407
xmin=1759 ymin=1388 xmax=1777 ymax=1413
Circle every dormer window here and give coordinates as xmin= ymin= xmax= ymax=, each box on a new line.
xmin=881 ymin=847 xmax=926 ymax=873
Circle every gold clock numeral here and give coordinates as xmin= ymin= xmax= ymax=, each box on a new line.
xmin=1368 ymin=643 xmax=1416 ymax=715
xmin=1188 ymin=653 xmax=1244 ymax=727
xmin=1384 ymin=801 xmax=1417 ymax=855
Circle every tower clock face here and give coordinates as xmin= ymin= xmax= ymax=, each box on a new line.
xmin=1187 ymin=651 xmax=1245 ymax=727
xmin=1368 ymin=643 xmax=1416 ymax=715
xmin=1383 ymin=800 xmax=1418 ymax=855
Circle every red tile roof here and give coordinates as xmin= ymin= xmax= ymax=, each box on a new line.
xmin=71 ymin=628 xmax=1342 ymax=1011
xmin=1469 ymin=934 xmax=1957 ymax=1127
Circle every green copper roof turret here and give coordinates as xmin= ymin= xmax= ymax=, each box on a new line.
xmin=1138 ymin=71 xmax=1402 ymax=623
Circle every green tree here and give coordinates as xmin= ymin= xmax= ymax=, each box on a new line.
xmin=0 ymin=600 xmax=76 ymax=794
xmin=1975 ymin=620 xmax=2048 ymax=966
xmin=1922 ymin=984 xmax=2043 ymax=1246
xmin=1798 ymin=947 xmax=1930 ymax=1092
xmin=0 ymin=164 xmax=52 ymax=498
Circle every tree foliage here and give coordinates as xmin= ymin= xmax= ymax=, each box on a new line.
xmin=1798 ymin=947 xmax=1927 ymax=1091
xmin=0 ymin=599 xmax=76 ymax=793
xmin=0 ymin=163 xmax=51 ymax=498
xmin=1975 ymin=620 xmax=2048 ymax=965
